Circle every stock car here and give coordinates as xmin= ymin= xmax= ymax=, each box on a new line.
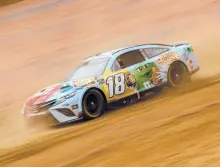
xmin=21 ymin=42 xmax=199 ymax=126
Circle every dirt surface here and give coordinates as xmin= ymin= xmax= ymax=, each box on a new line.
xmin=0 ymin=0 xmax=22 ymax=7
xmin=0 ymin=0 xmax=219 ymax=166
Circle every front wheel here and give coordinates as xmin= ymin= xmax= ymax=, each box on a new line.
xmin=82 ymin=89 xmax=105 ymax=120
xmin=168 ymin=62 xmax=190 ymax=88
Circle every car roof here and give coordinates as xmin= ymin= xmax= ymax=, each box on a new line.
xmin=82 ymin=47 xmax=126 ymax=62
xmin=83 ymin=43 xmax=172 ymax=62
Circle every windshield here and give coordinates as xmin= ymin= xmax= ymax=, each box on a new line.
xmin=65 ymin=58 xmax=109 ymax=80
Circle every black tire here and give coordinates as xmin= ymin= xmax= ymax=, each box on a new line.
xmin=168 ymin=61 xmax=190 ymax=88
xmin=82 ymin=89 xmax=105 ymax=120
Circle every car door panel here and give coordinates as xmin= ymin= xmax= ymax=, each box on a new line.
xmin=101 ymin=48 xmax=167 ymax=103
xmin=133 ymin=60 xmax=161 ymax=92
xmin=102 ymin=65 xmax=138 ymax=102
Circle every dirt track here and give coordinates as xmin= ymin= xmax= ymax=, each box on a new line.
xmin=0 ymin=0 xmax=220 ymax=166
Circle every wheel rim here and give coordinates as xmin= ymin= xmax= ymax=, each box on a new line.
xmin=85 ymin=94 xmax=99 ymax=115
xmin=170 ymin=64 xmax=185 ymax=85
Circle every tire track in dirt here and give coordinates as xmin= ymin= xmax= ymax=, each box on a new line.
xmin=0 ymin=0 xmax=219 ymax=166
xmin=0 ymin=78 xmax=219 ymax=166
xmin=0 ymin=0 xmax=74 ymax=23
xmin=58 ymin=103 xmax=219 ymax=167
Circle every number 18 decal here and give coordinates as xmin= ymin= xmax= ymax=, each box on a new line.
xmin=106 ymin=73 xmax=125 ymax=98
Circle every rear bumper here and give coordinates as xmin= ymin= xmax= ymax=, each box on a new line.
xmin=189 ymin=66 xmax=200 ymax=75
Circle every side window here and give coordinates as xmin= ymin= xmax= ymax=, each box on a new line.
xmin=142 ymin=48 xmax=169 ymax=58
xmin=112 ymin=50 xmax=145 ymax=72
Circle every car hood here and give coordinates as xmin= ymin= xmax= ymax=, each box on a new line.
xmin=25 ymin=76 xmax=102 ymax=107
xmin=24 ymin=82 xmax=76 ymax=107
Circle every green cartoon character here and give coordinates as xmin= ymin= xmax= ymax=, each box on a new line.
xmin=134 ymin=62 xmax=161 ymax=90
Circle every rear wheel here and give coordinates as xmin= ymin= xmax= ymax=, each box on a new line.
xmin=82 ymin=89 xmax=105 ymax=120
xmin=168 ymin=62 xmax=190 ymax=88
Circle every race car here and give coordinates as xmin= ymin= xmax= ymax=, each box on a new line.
xmin=21 ymin=42 xmax=199 ymax=126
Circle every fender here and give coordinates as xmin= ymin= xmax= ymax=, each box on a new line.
xmin=76 ymin=86 xmax=107 ymax=114
xmin=169 ymin=60 xmax=189 ymax=73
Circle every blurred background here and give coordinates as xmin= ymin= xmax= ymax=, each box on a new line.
xmin=0 ymin=0 xmax=219 ymax=166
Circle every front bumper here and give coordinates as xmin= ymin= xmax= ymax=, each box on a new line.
xmin=24 ymin=111 xmax=60 ymax=127
xmin=23 ymin=90 xmax=85 ymax=126
xmin=24 ymin=107 xmax=83 ymax=127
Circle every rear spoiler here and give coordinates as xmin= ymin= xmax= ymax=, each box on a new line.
xmin=170 ymin=41 xmax=190 ymax=47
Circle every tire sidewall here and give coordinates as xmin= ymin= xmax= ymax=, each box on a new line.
xmin=168 ymin=61 xmax=190 ymax=88
xmin=82 ymin=89 xmax=105 ymax=120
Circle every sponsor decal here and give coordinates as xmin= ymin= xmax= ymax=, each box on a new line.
xmin=95 ymin=76 xmax=105 ymax=84
xmin=181 ymin=47 xmax=194 ymax=69
xmin=73 ymin=81 xmax=78 ymax=87
xmin=126 ymin=74 xmax=137 ymax=89
xmin=81 ymin=80 xmax=97 ymax=87
xmin=72 ymin=104 xmax=79 ymax=109
xmin=106 ymin=73 xmax=125 ymax=98
xmin=157 ymin=52 xmax=180 ymax=65
xmin=134 ymin=62 xmax=164 ymax=90
xmin=189 ymin=60 xmax=194 ymax=69
xmin=62 ymin=103 xmax=70 ymax=107
xmin=97 ymin=79 xmax=105 ymax=84
xmin=181 ymin=48 xmax=189 ymax=61
xmin=187 ymin=47 xmax=193 ymax=52
xmin=73 ymin=77 xmax=98 ymax=88
xmin=34 ymin=85 xmax=61 ymax=104
xmin=149 ymin=67 xmax=162 ymax=85
xmin=183 ymin=53 xmax=189 ymax=61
